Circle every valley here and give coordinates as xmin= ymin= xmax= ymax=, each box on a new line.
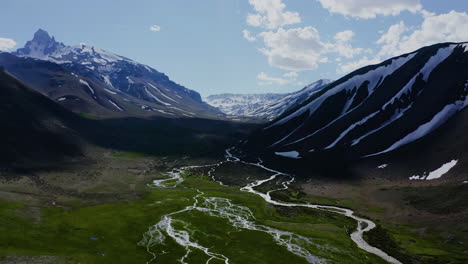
xmin=1 ymin=5 xmax=468 ymax=262
xmin=0 ymin=143 xmax=465 ymax=263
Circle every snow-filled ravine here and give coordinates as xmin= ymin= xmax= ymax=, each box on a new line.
xmin=139 ymin=149 xmax=402 ymax=264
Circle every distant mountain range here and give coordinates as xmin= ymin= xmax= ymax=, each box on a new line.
xmin=241 ymin=42 xmax=468 ymax=166
xmin=204 ymin=79 xmax=333 ymax=120
xmin=0 ymin=29 xmax=221 ymax=118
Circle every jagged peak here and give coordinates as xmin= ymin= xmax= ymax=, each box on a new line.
xmin=32 ymin=28 xmax=55 ymax=43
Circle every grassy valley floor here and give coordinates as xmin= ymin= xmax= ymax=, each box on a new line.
xmin=0 ymin=151 xmax=466 ymax=263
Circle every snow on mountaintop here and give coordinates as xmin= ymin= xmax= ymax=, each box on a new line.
xmin=15 ymin=29 xmax=130 ymax=66
xmin=204 ymin=79 xmax=333 ymax=120
xmin=12 ymin=29 xmax=220 ymax=118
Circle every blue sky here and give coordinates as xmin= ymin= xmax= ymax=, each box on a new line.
xmin=0 ymin=0 xmax=467 ymax=96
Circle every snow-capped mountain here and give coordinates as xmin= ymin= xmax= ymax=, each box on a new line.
xmin=9 ymin=29 xmax=220 ymax=118
xmin=241 ymin=42 xmax=468 ymax=161
xmin=204 ymin=79 xmax=332 ymax=120
xmin=204 ymin=93 xmax=285 ymax=120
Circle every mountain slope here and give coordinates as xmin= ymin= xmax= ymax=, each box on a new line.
xmin=241 ymin=42 xmax=468 ymax=163
xmin=0 ymin=70 xmax=82 ymax=166
xmin=7 ymin=29 xmax=221 ymax=118
xmin=204 ymin=79 xmax=332 ymax=120
xmin=0 ymin=69 xmax=256 ymax=167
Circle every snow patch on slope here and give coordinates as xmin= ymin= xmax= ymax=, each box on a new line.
xmin=79 ymin=79 xmax=95 ymax=95
xmin=108 ymin=100 xmax=123 ymax=111
xmin=366 ymin=98 xmax=468 ymax=157
xmin=349 ymin=46 xmax=456 ymax=147
xmin=275 ymin=151 xmax=301 ymax=159
xmin=268 ymin=53 xmax=417 ymax=129
xmin=409 ymin=160 xmax=458 ymax=180
xmin=145 ymin=87 xmax=171 ymax=106
xmin=147 ymin=83 xmax=178 ymax=104
xmin=324 ymin=112 xmax=379 ymax=149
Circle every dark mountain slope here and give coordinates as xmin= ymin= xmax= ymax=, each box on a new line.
xmin=0 ymin=52 xmax=129 ymax=117
xmin=0 ymin=70 xmax=255 ymax=167
xmin=240 ymin=42 xmax=468 ymax=170
xmin=0 ymin=70 xmax=82 ymax=166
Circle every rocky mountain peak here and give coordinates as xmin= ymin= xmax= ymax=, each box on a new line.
xmin=15 ymin=29 xmax=64 ymax=59
xmin=32 ymin=29 xmax=53 ymax=43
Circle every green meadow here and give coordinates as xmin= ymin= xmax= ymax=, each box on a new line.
xmin=0 ymin=172 xmax=388 ymax=264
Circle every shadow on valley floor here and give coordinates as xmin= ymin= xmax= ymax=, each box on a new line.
xmin=69 ymin=116 xmax=259 ymax=158
xmin=237 ymin=148 xmax=360 ymax=181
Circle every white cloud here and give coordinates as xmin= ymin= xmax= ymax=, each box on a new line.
xmin=0 ymin=38 xmax=16 ymax=51
xmin=319 ymin=57 xmax=329 ymax=63
xmin=339 ymin=10 xmax=468 ymax=74
xmin=149 ymin=25 xmax=161 ymax=32
xmin=332 ymin=30 xmax=365 ymax=58
xmin=257 ymin=26 xmax=364 ymax=71
xmin=257 ymin=72 xmax=289 ymax=85
xmin=242 ymin=30 xmax=257 ymax=41
xmin=283 ymin=71 xmax=298 ymax=78
xmin=334 ymin=44 xmax=365 ymax=58
xmin=243 ymin=1 xmax=367 ymax=72
xmin=376 ymin=21 xmax=408 ymax=57
xmin=317 ymin=0 xmax=423 ymax=19
xmin=247 ymin=0 xmax=301 ymax=29
xmin=258 ymin=26 xmax=327 ymax=71
xmin=377 ymin=11 xmax=468 ymax=58
xmin=334 ymin=30 xmax=354 ymax=42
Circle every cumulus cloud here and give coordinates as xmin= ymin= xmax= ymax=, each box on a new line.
xmin=243 ymin=1 xmax=367 ymax=72
xmin=258 ymin=26 xmax=328 ymax=71
xmin=247 ymin=0 xmax=301 ymax=29
xmin=0 ymin=38 xmax=16 ymax=51
xmin=149 ymin=25 xmax=161 ymax=32
xmin=334 ymin=30 xmax=354 ymax=42
xmin=257 ymin=26 xmax=363 ymax=71
xmin=332 ymin=30 xmax=365 ymax=58
xmin=317 ymin=0 xmax=423 ymax=19
xmin=257 ymin=72 xmax=289 ymax=85
xmin=376 ymin=21 xmax=408 ymax=57
xmin=338 ymin=10 xmax=468 ymax=74
xmin=377 ymin=11 xmax=468 ymax=58
xmin=242 ymin=30 xmax=257 ymax=41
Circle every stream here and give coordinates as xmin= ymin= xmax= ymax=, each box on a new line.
xmin=140 ymin=149 xmax=402 ymax=264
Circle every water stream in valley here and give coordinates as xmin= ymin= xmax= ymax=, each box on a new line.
xmin=140 ymin=149 xmax=402 ymax=264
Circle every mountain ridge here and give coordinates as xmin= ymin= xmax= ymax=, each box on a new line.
xmin=240 ymin=42 xmax=468 ymax=165
xmin=204 ymin=79 xmax=333 ymax=120
xmin=7 ymin=29 xmax=221 ymax=118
